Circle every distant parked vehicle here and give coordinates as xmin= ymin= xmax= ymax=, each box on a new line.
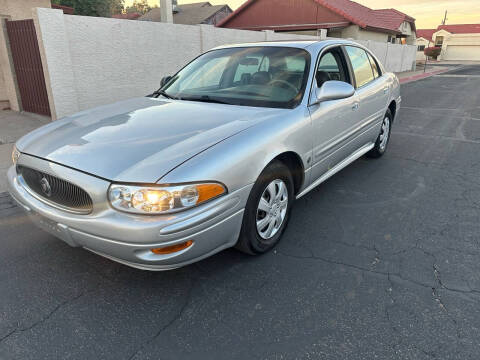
xmin=8 ymin=40 xmax=400 ymax=270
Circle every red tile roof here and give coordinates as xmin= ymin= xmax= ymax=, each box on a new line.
xmin=437 ymin=24 xmax=480 ymax=34
xmin=416 ymin=29 xmax=436 ymax=41
xmin=316 ymin=0 xmax=415 ymax=33
xmin=218 ymin=0 xmax=415 ymax=33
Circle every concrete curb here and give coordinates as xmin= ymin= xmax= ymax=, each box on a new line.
xmin=399 ymin=68 xmax=450 ymax=84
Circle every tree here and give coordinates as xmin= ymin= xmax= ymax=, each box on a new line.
xmin=52 ymin=0 xmax=125 ymax=17
xmin=125 ymin=0 xmax=155 ymax=14
xmin=110 ymin=0 xmax=125 ymax=15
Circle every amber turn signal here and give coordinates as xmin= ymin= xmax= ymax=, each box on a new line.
xmin=151 ymin=240 xmax=194 ymax=255
xmin=196 ymin=183 xmax=226 ymax=204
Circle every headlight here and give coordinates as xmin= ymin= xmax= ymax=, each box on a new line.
xmin=12 ymin=145 xmax=20 ymax=165
xmin=108 ymin=182 xmax=227 ymax=214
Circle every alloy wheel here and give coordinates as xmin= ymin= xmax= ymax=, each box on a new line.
xmin=256 ymin=179 xmax=289 ymax=240
xmin=379 ymin=116 xmax=391 ymax=152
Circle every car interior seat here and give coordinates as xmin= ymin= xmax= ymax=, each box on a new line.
xmin=251 ymin=71 xmax=271 ymax=85
xmin=316 ymin=71 xmax=331 ymax=88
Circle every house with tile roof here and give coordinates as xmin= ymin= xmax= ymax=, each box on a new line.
xmin=217 ymin=0 xmax=416 ymax=45
xmin=415 ymin=29 xmax=436 ymax=61
xmin=417 ymin=24 xmax=480 ymax=61
xmin=139 ymin=2 xmax=232 ymax=25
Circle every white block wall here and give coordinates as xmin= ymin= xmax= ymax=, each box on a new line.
xmin=356 ymin=39 xmax=417 ymax=73
xmin=34 ymin=8 xmax=416 ymax=119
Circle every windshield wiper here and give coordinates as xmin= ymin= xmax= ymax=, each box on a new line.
xmin=182 ymin=95 xmax=232 ymax=105
xmin=150 ymin=89 xmax=177 ymax=99
xmin=227 ymin=90 xmax=269 ymax=98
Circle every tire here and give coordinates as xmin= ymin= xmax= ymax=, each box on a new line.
xmin=235 ymin=160 xmax=294 ymax=255
xmin=367 ymin=109 xmax=393 ymax=158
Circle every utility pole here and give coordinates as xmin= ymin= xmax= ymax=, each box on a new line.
xmin=442 ymin=10 xmax=448 ymax=25
xmin=424 ymin=39 xmax=430 ymax=73
xmin=160 ymin=0 xmax=173 ymax=23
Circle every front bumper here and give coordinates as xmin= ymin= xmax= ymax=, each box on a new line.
xmin=7 ymin=155 xmax=251 ymax=270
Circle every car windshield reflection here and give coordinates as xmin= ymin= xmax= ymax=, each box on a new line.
xmin=161 ymin=47 xmax=311 ymax=109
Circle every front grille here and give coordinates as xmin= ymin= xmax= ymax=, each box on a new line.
xmin=17 ymin=165 xmax=93 ymax=214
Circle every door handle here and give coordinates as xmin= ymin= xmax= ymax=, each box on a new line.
xmin=352 ymin=102 xmax=359 ymax=111
xmin=383 ymin=87 xmax=389 ymax=94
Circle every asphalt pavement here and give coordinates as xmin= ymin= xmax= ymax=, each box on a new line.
xmin=1 ymin=66 xmax=480 ymax=359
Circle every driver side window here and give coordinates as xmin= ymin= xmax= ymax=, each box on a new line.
xmin=316 ymin=48 xmax=349 ymax=88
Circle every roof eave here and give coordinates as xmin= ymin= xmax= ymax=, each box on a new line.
xmin=365 ymin=26 xmax=401 ymax=35
xmin=227 ymin=22 xmax=351 ymax=31
xmin=216 ymin=0 xmax=256 ymax=27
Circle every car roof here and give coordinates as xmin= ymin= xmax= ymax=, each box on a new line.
xmin=211 ymin=39 xmax=357 ymax=51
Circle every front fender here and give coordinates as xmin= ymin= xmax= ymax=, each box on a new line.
xmin=158 ymin=106 xmax=312 ymax=196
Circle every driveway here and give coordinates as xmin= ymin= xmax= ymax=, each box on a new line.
xmin=1 ymin=66 xmax=480 ymax=359
xmin=0 ymin=111 xmax=49 ymax=192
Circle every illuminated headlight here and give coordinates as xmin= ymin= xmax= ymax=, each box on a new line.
xmin=12 ymin=145 xmax=20 ymax=165
xmin=108 ymin=183 xmax=227 ymax=214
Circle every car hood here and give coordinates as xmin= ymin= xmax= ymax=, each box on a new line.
xmin=17 ymin=97 xmax=285 ymax=183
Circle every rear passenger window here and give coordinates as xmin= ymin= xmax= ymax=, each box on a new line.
xmin=345 ymin=46 xmax=375 ymax=88
xmin=367 ymin=53 xmax=380 ymax=78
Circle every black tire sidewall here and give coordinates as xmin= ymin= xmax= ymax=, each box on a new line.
xmin=239 ymin=161 xmax=294 ymax=254
xmin=368 ymin=109 xmax=393 ymax=158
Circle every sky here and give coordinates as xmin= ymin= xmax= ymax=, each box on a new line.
xmin=126 ymin=0 xmax=480 ymax=29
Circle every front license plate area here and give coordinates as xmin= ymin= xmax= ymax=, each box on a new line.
xmin=29 ymin=212 xmax=78 ymax=247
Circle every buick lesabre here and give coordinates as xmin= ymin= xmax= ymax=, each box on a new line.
xmin=7 ymin=40 xmax=400 ymax=270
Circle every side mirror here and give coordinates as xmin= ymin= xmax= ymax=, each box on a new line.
xmin=313 ymin=80 xmax=355 ymax=104
xmin=160 ymin=76 xmax=172 ymax=88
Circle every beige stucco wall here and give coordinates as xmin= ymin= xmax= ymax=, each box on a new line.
xmin=357 ymin=28 xmax=390 ymax=42
xmin=328 ymin=25 xmax=390 ymax=43
xmin=284 ymin=30 xmax=320 ymax=37
xmin=0 ymin=16 xmax=8 ymax=103
xmin=0 ymin=62 xmax=6 ymax=102
xmin=330 ymin=23 xmax=416 ymax=45
xmin=0 ymin=0 xmax=50 ymax=20
xmin=341 ymin=25 xmax=388 ymax=42
xmin=0 ymin=15 xmax=21 ymax=109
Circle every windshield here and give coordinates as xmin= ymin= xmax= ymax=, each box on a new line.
xmin=161 ymin=47 xmax=311 ymax=109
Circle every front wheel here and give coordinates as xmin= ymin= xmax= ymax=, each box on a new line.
xmin=367 ymin=109 xmax=393 ymax=158
xmin=235 ymin=161 xmax=294 ymax=255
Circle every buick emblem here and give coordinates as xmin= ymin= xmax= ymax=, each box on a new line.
xmin=40 ymin=177 xmax=52 ymax=197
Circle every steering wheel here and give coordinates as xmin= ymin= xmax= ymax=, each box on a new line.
xmin=269 ymin=79 xmax=299 ymax=93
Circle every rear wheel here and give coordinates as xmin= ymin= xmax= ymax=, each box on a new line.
xmin=367 ymin=109 xmax=392 ymax=158
xmin=235 ymin=161 xmax=294 ymax=255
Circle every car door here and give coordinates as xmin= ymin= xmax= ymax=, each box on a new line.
xmin=307 ymin=46 xmax=361 ymax=183
xmin=344 ymin=46 xmax=389 ymax=146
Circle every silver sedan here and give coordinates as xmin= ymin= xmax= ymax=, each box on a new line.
xmin=7 ymin=40 xmax=400 ymax=270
